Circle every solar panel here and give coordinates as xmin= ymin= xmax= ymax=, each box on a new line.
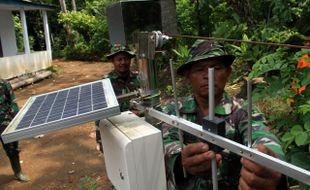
xmin=1 ymin=79 xmax=120 ymax=144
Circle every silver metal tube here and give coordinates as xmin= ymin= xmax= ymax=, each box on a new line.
xmin=169 ymin=59 xmax=180 ymax=118
xmin=169 ymin=59 xmax=187 ymax=178
xmin=208 ymin=68 xmax=215 ymax=120
xmin=247 ymin=80 xmax=252 ymax=148
xmin=137 ymin=58 xmax=159 ymax=97
xmin=211 ymin=158 xmax=218 ymax=190
xmin=208 ymin=68 xmax=218 ymax=190
xmin=147 ymin=108 xmax=310 ymax=185
xmin=116 ymin=91 xmax=140 ymax=103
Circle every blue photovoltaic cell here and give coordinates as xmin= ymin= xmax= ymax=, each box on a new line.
xmin=16 ymin=82 xmax=107 ymax=130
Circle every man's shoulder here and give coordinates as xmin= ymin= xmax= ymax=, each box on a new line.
xmin=103 ymin=71 xmax=116 ymax=79
xmin=102 ymin=71 xmax=138 ymax=79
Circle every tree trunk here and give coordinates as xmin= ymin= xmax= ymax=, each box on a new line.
xmin=59 ymin=0 xmax=67 ymax=12
xmin=71 ymin=0 xmax=77 ymax=11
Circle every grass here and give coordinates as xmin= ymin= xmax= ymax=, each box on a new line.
xmin=80 ymin=176 xmax=103 ymax=190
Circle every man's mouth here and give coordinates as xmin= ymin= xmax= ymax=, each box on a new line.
xmin=201 ymin=84 xmax=209 ymax=88
xmin=119 ymin=66 xmax=129 ymax=69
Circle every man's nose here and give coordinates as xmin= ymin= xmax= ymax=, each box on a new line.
xmin=120 ymin=59 xmax=126 ymax=64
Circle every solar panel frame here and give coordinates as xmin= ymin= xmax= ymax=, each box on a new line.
xmin=1 ymin=79 xmax=120 ymax=144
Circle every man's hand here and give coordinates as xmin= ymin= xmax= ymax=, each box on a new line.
xmin=181 ymin=142 xmax=222 ymax=176
xmin=130 ymin=109 xmax=144 ymax=117
xmin=239 ymin=144 xmax=282 ymax=190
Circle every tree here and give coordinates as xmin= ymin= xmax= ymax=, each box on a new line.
xmin=71 ymin=0 xmax=76 ymax=11
xmin=59 ymin=0 xmax=67 ymax=12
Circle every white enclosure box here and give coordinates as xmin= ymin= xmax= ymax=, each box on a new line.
xmin=99 ymin=111 xmax=167 ymax=190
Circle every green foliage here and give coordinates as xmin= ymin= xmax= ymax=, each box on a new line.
xmin=85 ymin=0 xmax=117 ymax=16
xmin=249 ymin=47 xmax=310 ymax=188
xmin=80 ymin=176 xmax=102 ymax=190
xmin=13 ymin=15 xmax=24 ymax=52
xmin=175 ymin=0 xmax=197 ymax=35
xmin=281 ymin=123 xmax=310 ymax=149
xmin=213 ymin=22 xmax=247 ymax=40
xmin=59 ymin=11 xmax=97 ymax=42
xmin=249 ymin=50 xmax=287 ymax=79
xmin=58 ymin=10 xmax=110 ymax=60
xmin=169 ymin=44 xmax=191 ymax=97
xmin=172 ymin=44 xmax=190 ymax=68
xmin=299 ymin=100 xmax=310 ymax=115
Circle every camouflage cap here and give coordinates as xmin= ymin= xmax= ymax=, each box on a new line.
xmin=177 ymin=40 xmax=235 ymax=75
xmin=106 ymin=44 xmax=135 ymax=59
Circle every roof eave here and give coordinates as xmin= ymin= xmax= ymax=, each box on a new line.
xmin=0 ymin=0 xmax=56 ymax=11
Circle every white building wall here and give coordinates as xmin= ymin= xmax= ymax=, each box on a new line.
xmin=0 ymin=51 xmax=52 ymax=79
xmin=0 ymin=11 xmax=18 ymax=57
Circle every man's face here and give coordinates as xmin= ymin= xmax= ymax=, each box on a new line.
xmin=304 ymin=36 xmax=310 ymax=47
xmin=112 ymin=52 xmax=132 ymax=75
xmin=185 ymin=59 xmax=231 ymax=99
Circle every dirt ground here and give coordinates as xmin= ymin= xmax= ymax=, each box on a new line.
xmin=0 ymin=60 xmax=114 ymax=190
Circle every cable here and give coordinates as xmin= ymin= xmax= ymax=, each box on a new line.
xmin=168 ymin=34 xmax=310 ymax=49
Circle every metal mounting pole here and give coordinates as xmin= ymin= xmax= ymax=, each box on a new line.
xmin=208 ymin=68 xmax=218 ymax=190
xmin=147 ymin=108 xmax=310 ymax=185
xmin=169 ymin=59 xmax=187 ymax=178
xmin=247 ymin=80 xmax=252 ymax=148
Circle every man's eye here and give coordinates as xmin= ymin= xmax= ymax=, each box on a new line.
xmin=193 ymin=68 xmax=204 ymax=72
xmin=214 ymin=66 xmax=225 ymax=71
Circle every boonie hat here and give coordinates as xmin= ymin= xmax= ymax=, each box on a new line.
xmin=106 ymin=44 xmax=135 ymax=59
xmin=177 ymin=40 xmax=235 ymax=75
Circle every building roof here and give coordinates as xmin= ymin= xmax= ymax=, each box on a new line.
xmin=0 ymin=0 xmax=55 ymax=11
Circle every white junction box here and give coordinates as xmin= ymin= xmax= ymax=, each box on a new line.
xmin=99 ymin=111 xmax=167 ymax=190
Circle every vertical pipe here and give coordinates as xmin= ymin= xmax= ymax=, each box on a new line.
xmin=20 ymin=10 xmax=30 ymax=54
xmin=169 ymin=59 xmax=187 ymax=178
xmin=247 ymin=80 xmax=252 ymax=148
xmin=208 ymin=68 xmax=214 ymax=120
xmin=208 ymin=68 xmax=218 ymax=190
xmin=42 ymin=11 xmax=52 ymax=59
xmin=169 ymin=59 xmax=180 ymax=117
xmin=211 ymin=159 xmax=218 ymax=190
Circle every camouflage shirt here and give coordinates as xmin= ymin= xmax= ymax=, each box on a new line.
xmin=95 ymin=71 xmax=140 ymax=129
xmin=104 ymin=70 xmax=140 ymax=111
xmin=0 ymin=79 xmax=19 ymax=134
xmin=161 ymin=93 xmax=285 ymax=190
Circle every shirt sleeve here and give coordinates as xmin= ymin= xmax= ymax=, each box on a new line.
xmin=238 ymin=108 xmax=285 ymax=160
xmin=162 ymin=123 xmax=182 ymax=190
xmin=160 ymin=101 xmax=183 ymax=190
xmin=5 ymin=80 xmax=19 ymax=117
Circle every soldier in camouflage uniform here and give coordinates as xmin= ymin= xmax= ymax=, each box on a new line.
xmin=0 ymin=79 xmax=29 ymax=182
xmin=95 ymin=44 xmax=140 ymax=152
xmin=162 ymin=40 xmax=287 ymax=190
